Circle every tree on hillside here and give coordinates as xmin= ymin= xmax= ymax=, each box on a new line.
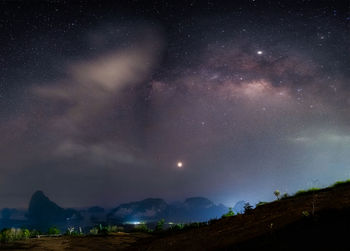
xmin=274 ymin=190 xmax=280 ymax=200
xmin=244 ymin=203 xmax=253 ymax=214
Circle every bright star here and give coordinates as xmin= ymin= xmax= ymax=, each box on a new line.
xmin=177 ymin=162 xmax=183 ymax=168
xmin=257 ymin=50 xmax=263 ymax=55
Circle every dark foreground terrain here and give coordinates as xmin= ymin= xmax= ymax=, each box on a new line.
xmin=3 ymin=182 xmax=350 ymax=250
xmin=0 ymin=232 xmax=152 ymax=250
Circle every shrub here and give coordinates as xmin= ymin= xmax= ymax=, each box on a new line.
xmin=331 ymin=179 xmax=350 ymax=187
xmin=167 ymin=222 xmax=207 ymax=232
xmin=108 ymin=225 xmax=122 ymax=233
xmin=134 ymin=223 xmax=151 ymax=233
xmin=48 ymin=226 xmax=60 ymax=235
xmin=95 ymin=224 xmax=108 ymax=235
xmin=0 ymin=228 xmax=26 ymax=242
xmin=183 ymin=222 xmax=207 ymax=230
xmin=65 ymin=226 xmax=83 ymax=236
xmin=22 ymin=229 xmax=30 ymax=239
xmin=0 ymin=228 xmax=38 ymax=242
xmin=99 ymin=225 xmax=110 ymax=235
xmin=244 ymin=203 xmax=253 ymax=214
xmin=221 ymin=207 xmax=235 ymax=218
xmin=89 ymin=227 xmax=99 ymax=235
xmin=256 ymin=201 xmax=267 ymax=207
xmin=87 ymin=225 xmax=122 ymax=235
xmin=274 ymin=190 xmax=280 ymax=200
xmin=302 ymin=211 xmax=310 ymax=217
xmin=295 ymin=187 xmax=319 ymax=196
xmin=0 ymin=228 xmax=14 ymax=242
xmin=66 ymin=226 xmax=75 ymax=236
xmin=30 ymin=229 xmax=41 ymax=238
xmin=106 ymin=225 xmax=115 ymax=233
xmin=168 ymin=224 xmax=184 ymax=232
xmin=281 ymin=193 xmax=289 ymax=199
xmin=295 ymin=189 xmax=306 ymax=196
xmin=155 ymin=219 xmax=165 ymax=232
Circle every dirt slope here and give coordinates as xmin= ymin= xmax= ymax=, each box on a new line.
xmin=131 ymin=183 xmax=350 ymax=250
xmin=0 ymin=232 xmax=152 ymax=251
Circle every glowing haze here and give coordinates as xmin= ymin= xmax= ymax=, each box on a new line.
xmin=1 ymin=1 xmax=350 ymax=208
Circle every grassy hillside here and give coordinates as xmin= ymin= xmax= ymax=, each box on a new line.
xmin=131 ymin=181 xmax=350 ymax=250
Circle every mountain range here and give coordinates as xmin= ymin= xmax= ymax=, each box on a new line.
xmin=107 ymin=196 xmax=228 ymax=223
xmin=1 ymin=191 xmax=232 ymax=230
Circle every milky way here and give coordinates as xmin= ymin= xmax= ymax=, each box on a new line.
xmin=1 ymin=1 xmax=350 ymax=207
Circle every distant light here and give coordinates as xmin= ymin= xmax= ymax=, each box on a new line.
xmin=257 ymin=50 xmax=263 ymax=55
xmin=177 ymin=162 xmax=183 ymax=168
xmin=125 ymin=221 xmax=141 ymax=225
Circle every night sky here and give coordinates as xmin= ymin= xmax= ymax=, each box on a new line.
xmin=1 ymin=0 xmax=350 ymax=208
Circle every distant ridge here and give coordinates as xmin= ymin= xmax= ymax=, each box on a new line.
xmin=108 ymin=196 xmax=227 ymax=223
xmin=13 ymin=191 xmax=229 ymax=230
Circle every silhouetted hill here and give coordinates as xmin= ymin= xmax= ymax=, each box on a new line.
xmin=0 ymin=208 xmax=27 ymax=230
xmin=26 ymin=191 xmax=81 ymax=230
xmin=87 ymin=206 xmax=105 ymax=213
xmin=164 ymin=197 xmax=227 ymax=222
xmin=1 ymin=208 xmax=18 ymax=220
xmin=108 ymin=198 xmax=168 ymax=222
xmin=108 ymin=197 xmax=227 ymax=223
xmin=2 ymin=192 xmax=228 ymax=231
xmin=183 ymin=197 xmax=214 ymax=208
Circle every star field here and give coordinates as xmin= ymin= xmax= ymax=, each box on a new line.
xmin=0 ymin=0 xmax=350 ymax=207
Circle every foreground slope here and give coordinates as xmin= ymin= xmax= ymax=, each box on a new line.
xmin=0 ymin=233 xmax=152 ymax=251
xmin=132 ymin=182 xmax=350 ymax=250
